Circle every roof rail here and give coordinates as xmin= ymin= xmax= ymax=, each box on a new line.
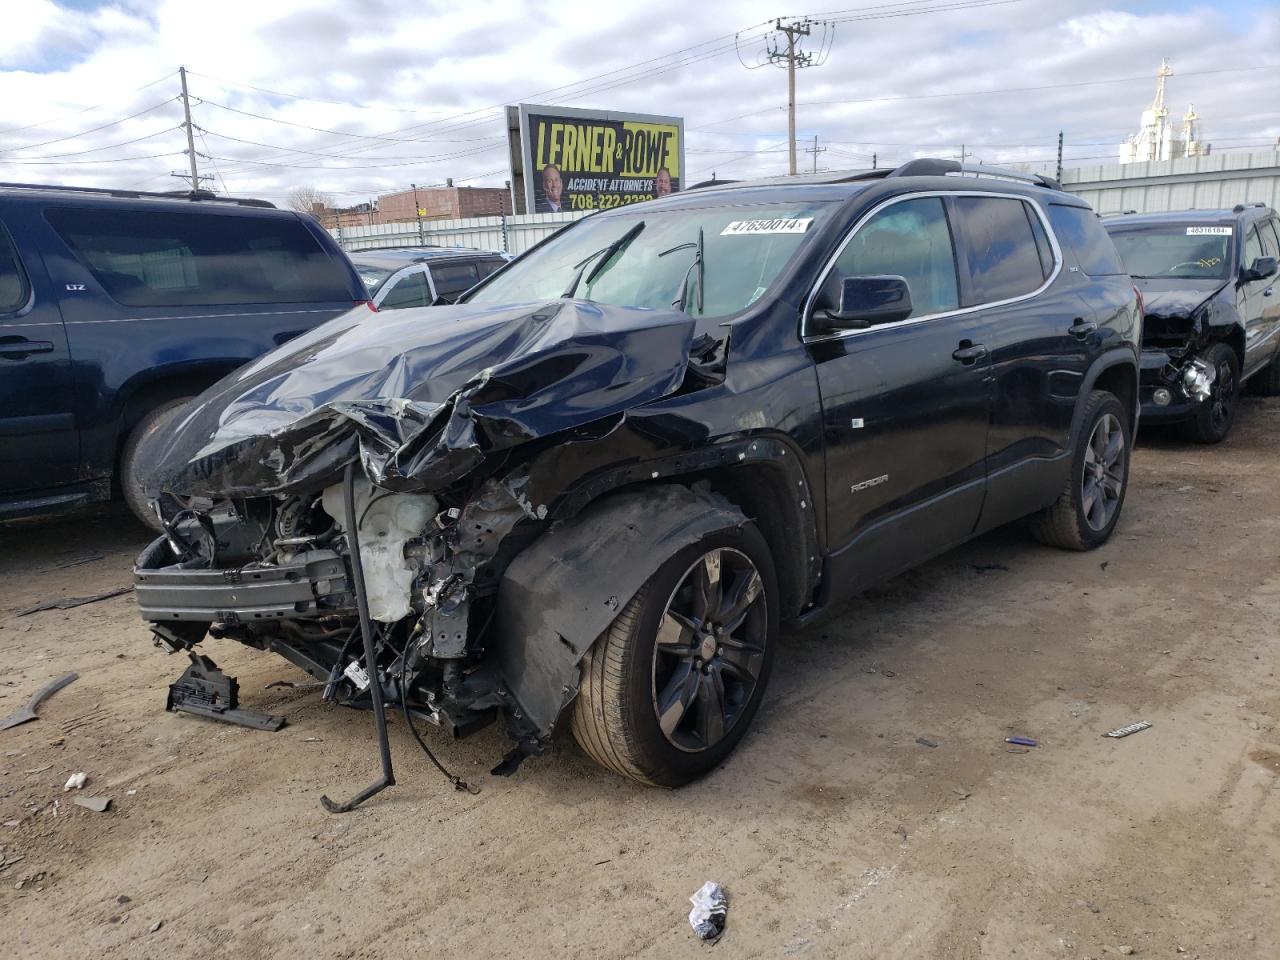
xmin=1232 ymin=201 xmax=1269 ymax=212
xmin=0 ymin=181 xmax=276 ymax=208
xmin=887 ymin=158 xmax=1061 ymax=190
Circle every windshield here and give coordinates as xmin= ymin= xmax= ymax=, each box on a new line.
xmin=1106 ymin=224 xmax=1233 ymax=280
xmin=466 ymin=201 xmax=836 ymax=319
xmin=352 ymin=262 xmax=395 ymax=295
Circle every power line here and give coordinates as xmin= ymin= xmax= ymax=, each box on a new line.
xmin=0 ymin=71 xmax=176 ymax=137
xmin=0 ymin=152 xmax=184 ymax=165
xmin=0 ymin=126 xmax=181 ymax=160
xmin=692 ymin=64 xmax=1280 ymax=130
xmin=0 ymin=98 xmax=179 ymax=155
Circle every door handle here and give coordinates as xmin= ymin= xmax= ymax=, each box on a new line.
xmin=0 ymin=340 xmax=54 ymax=359
xmin=1069 ymin=318 xmax=1098 ymax=338
xmin=952 ymin=342 xmax=987 ymax=364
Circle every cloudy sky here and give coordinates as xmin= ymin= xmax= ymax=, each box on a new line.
xmin=1 ymin=0 xmax=1276 ymax=205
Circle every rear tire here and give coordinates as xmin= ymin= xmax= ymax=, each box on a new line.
xmin=1251 ymin=351 xmax=1280 ymax=397
xmin=120 ymin=397 xmax=193 ymax=532
xmin=1184 ymin=342 xmax=1239 ymax=444
xmin=1028 ymin=390 xmax=1130 ymax=551
xmin=571 ymin=519 xmax=778 ymax=787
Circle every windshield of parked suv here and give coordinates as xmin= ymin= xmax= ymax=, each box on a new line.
xmin=465 ymin=201 xmax=836 ymax=319
xmin=1106 ymin=224 xmax=1233 ymax=280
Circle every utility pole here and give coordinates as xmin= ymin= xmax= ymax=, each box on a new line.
xmin=1056 ymin=131 xmax=1064 ymax=183
xmin=805 ymin=134 xmax=826 ymax=173
xmin=179 ymin=66 xmax=200 ymax=192
xmin=872 ymin=152 xmax=877 ymax=169
xmin=755 ymin=18 xmax=833 ymax=176
xmin=411 ymin=182 xmax=425 ymax=244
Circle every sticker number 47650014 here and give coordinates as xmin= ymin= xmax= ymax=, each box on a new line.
xmin=721 ymin=218 xmax=814 ymax=236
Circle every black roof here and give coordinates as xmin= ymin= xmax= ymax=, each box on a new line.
xmin=346 ymin=246 xmax=505 ymax=267
xmin=1102 ymin=204 xmax=1274 ymax=227
xmin=0 ymin=181 xmax=275 ymax=208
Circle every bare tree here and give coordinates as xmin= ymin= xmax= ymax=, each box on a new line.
xmin=286 ymin=185 xmax=330 ymax=215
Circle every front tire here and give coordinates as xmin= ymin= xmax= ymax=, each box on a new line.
xmin=120 ymin=397 xmax=193 ymax=532
xmin=571 ymin=520 xmax=778 ymax=787
xmin=1184 ymin=342 xmax=1240 ymax=444
xmin=1028 ymin=390 xmax=1130 ymax=551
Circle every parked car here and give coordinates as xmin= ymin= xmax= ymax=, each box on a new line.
xmin=133 ymin=159 xmax=1140 ymax=791
xmin=1104 ymin=203 xmax=1280 ymax=442
xmin=349 ymin=246 xmax=510 ymax=308
xmin=0 ymin=182 xmax=368 ymax=529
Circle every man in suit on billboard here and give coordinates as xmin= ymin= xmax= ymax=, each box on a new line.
xmin=535 ymin=164 xmax=565 ymax=213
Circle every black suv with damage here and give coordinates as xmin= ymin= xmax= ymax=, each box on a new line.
xmin=1104 ymin=204 xmax=1280 ymax=442
xmin=133 ymin=159 xmax=1140 ymax=798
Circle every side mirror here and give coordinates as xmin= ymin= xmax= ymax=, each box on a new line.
xmin=811 ymin=275 xmax=913 ymax=333
xmin=1244 ymin=256 xmax=1278 ymax=282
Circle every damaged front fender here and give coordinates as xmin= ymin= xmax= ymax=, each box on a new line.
xmin=491 ymin=483 xmax=748 ymax=738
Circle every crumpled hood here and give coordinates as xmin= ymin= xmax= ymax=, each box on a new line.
xmin=148 ymin=299 xmax=700 ymax=498
xmin=1134 ymin=278 xmax=1225 ymax=320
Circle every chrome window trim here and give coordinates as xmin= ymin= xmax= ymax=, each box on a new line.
xmin=373 ymin=265 xmax=431 ymax=309
xmin=801 ymin=189 xmax=1064 ymax=343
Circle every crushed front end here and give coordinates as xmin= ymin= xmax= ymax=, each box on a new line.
xmin=1136 ymin=284 xmax=1233 ymax=422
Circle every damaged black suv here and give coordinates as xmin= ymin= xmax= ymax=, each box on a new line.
xmin=133 ymin=159 xmax=1140 ymax=794
xmin=1105 ymin=204 xmax=1280 ymax=442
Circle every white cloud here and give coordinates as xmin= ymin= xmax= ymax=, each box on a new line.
xmin=0 ymin=0 xmax=1275 ymax=202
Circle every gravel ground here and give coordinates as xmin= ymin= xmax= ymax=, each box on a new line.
xmin=1 ymin=397 xmax=1277 ymax=960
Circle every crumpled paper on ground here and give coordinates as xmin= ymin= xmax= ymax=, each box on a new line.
xmin=688 ymin=880 xmax=728 ymax=940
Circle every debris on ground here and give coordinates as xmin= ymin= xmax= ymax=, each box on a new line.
xmin=149 ymin=920 xmax=163 ymax=933
xmin=63 ymin=772 xmax=87 ymax=792
xmin=1104 ymin=721 xmax=1152 ymax=739
xmin=916 ymin=737 xmax=939 ymax=748
xmin=0 ymin=673 xmax=79 ymax=731
xmin=972 ymin=563 xmax=1009 ymax=573
xmin=1118 ymin=946 xmax=1135 ymax=955
xmin=73 ymin=796 xmax=111 ymax=813
xmin=51 ymin=554 xmax=105 ymax=570
xmin=688 ymin=881 xmax=728 ymax=941
xmin=17 ymin=587 xmax=132 ymax=617
xmin=1005 ymin=736 xmax=1037 ymax=747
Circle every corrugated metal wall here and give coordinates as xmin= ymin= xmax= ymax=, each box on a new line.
xmin=330 ymin=211 xmax=588 ymax=255
xmin=1062 ymin=150 xmax=1280 ymax=214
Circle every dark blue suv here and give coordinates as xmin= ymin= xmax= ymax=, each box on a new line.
xmin=0 ymin=183 xmax=367 ymax=528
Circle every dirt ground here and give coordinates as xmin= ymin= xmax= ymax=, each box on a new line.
xmin=1 ymin=400 xmax=1277 ymax=960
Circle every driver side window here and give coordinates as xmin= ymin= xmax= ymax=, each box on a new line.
xmin=820 ymin=196 xmax=959 ymax=319
xmin=1244 ymin=226 xmax=1264 ymax=269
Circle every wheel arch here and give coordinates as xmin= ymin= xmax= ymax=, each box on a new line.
xmin=1077 ymin=349 xmax=1139 ymax=441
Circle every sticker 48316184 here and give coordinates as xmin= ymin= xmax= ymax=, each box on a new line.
xmin=1186 ymin=226 xmax=1233 ymax=236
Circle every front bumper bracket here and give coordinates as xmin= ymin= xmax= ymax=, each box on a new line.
xmin=167 ymin=652 xmax=286 ymax=732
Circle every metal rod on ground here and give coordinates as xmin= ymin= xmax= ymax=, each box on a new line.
xmin=319 ymin=462 xmax=396 ymax=813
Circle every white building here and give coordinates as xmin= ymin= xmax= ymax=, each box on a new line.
xmin=1119 ymin=59 xmax=1209 ymax=164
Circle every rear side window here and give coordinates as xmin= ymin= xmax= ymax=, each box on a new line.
xmin=45 ymin=207 xmax=352 ymax=307
xmin=378 ymin=271 xmax=430 ymax=310
xmin=0 ymin=223 xmax=30 ymax=312
xmin=1047 ymin=204 xmax=1126 ymax=276
xmin=430 ymin=262 xmax=480 ymax=300
xmin=953 ymin=196 xmax=1045 ymax=303
xmin=1025 ymin=203 xmax=1055 ymax=280
xmin=476 ymin=258 xmax=506 ymax=280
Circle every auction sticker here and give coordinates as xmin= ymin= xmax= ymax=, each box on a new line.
xmin=721 ymin=217 xmax=813 ymax=236
xmin=1186 ymin=226 xmax=1232 ymax=235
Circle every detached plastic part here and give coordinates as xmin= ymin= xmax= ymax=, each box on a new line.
xmin=688 ymin=881 xmax=728 ymax=940
xmin=166 ymin=652 xmax=286 ymax=731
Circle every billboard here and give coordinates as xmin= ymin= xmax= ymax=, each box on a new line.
xmin=506 ymin=104 xmax=685 ymax=215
